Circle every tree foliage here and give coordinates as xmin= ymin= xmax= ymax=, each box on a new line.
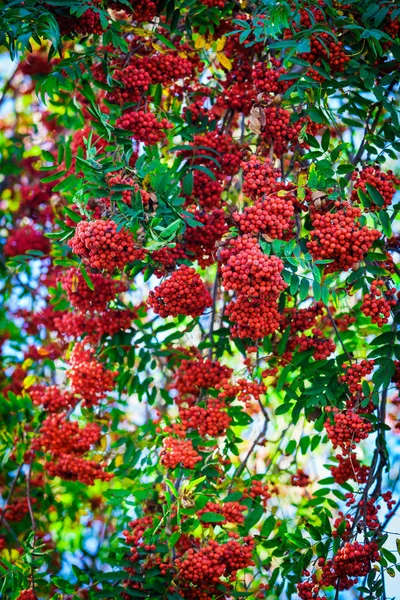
xmin=0 ymin=0 xmax=399 ymax=599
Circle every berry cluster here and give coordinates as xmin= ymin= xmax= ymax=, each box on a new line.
xmin=60 ymin=268 xmax=126 ymax=312
xmin=261 ymin=106 xmax=304 ymax=155
xmin=252 ymin=59 xmax=291 ymax=96
xmin=68 ymin=343 xmax=117 ymax=406
xmin=175 ymin=537 xmax=254 ymax=591
xmin=136 ymin=53 xmax=195 ymax=86
xmin=324 ymin=408 xmax=373 ymax=453
xmin=361 ymin=279 xmax=397 ymax=326
xmin=4 ymin=225 xmax=50 ymax=257
xmin=234 ymin=193 xmax=294 ymax=239
xmin=29 ymin=385 xmax=77 ymax=413
xmin=16 ymin=590 xmax=38 ymax=600
xmin=330 ymin=453 xmax=369 ymax=484
xmin=148 ymin=266 xmax=212 ymax=318
xmin=351 ymin=165 xmax=400 ymax=210
xmin=306 ymin=202 xmax=380 ymax=272
xmin=45 ymin=454 xmax=113 ymax=485
xmin=178 ymin=399 xmax=231 ymax=437
xmin=69 ymin=219 xmax=144 ymax=272
xmin=290 ymin=469 xmax=310 ymax=487
xmin=108 ymin=65 xmax=151 ymax=104
xmin=170 ymin=358 xmax=232 ymax=399
xmin=188 ymin=171 xmax=224 ymax=209
xmin=339 ymin=360 xmax=374 ymax=396
xmin=160 ymin=436 xmax=202 ymax=469
xmin=220 ymin=235 xmax=286 ymax=298
xmin=116 ymin=110 xmax=172 ymax=144
xmin=241 ymin=155 xmax=282 ymax=199
xmin=54 ymin=309 xmax=135 ymax=343
xmin=33 ymin=413 xmax=101 ymax=456
xmin=183 ymin=208 xmax=228 ymax=267
xmin=198 ymin=501 xmax=246 ymax=524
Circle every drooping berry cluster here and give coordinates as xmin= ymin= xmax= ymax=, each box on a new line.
xmin=68 ymin=343 xmax=117 ymax=406
xmin=69 ymin=219 xmax=144 ymax=271
xmin=240 ymin=156 xmax=282 ymax=199
xmin=60 ymin=268 xmax=126 ymax=312
xmin=116 ymin=110 xmax=172 ymax=144
xmin=306 ymin=202 xmax=380 ymax=272
xmin=339 ymin=360 xmax=374 ymax=396
xmin=198 ymin=501 xmax=246 ymax=524
xmin=148 ymin=266 xmax=212 ymax=318
xmin=351 ymin=165 xmax=400 ymax=210
xmin=160 ymin=436 xmax=202 ymax=469
xmin=324 ymin=408 xmax=373 ymax=454
xmin=330 ymin=453 xmax=369 ymax=484
xmin=4 ymin=225 xmax=51 ymax=257
xmin=45 ymin=454 xmax=113 ymax=485
xmin=234 ymin=192 xmax=295 ymax=239
xmin=29 ymin=385 xmax=77 ymax=413
xmin=361 ymin=279 xmax=397 ymax=326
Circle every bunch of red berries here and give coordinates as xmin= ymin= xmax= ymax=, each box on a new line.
xmin=293 ymin=328 xmax=336 ymax=360
xmin=29 ymin=385 xmax=77 ymax=413
xmin=324 ymin=408 xmax=373 ymax=453
xmin=306 ymin=202 xmax=381 ymax=272
xmin=339 ymin=360 xmax=375 ymax=395
xmin=333 ymin=541 xmax=380 ymax=578
xmin=290 ymin=469 xmax=310 ymax=487
xmin=361 ymin=279 xmax=397 ymax=326
xmin=234 ymin=193 xmax=295 ymax=239
xmin=252 ymin=59 xmax=291 ymax=95
xmin=175 ymin=537 xmax=254 ymax=587
xmin=148 ymin=266 xmax=212 ymax=318
xmin=282 ymin=303 xmax=324 ymax=334
xmin=187 ymin=171 xmax=224 ymax=209
xmin=179 ymin=399 xmax=231 ymax=437
xmin=60 ymin=268 xmax=126 ymax=312
xmin=45 ymin=454 xmax=113 ymax=485
xmin=116 ymin=110 xmax=172 ymax=144
xmin=170 ymin=358 xmax=232 ymax=398
xmin=68 ymin=343 xmax=117 ymax=406
xmin=183 ymin=208 xmax=228 ymax=267
xmin=69 ymin=219 xmax=144 ymax=272
xmin=198 ymin=501 xmax=246 ymax=524
xmin=53 ymin=4 xmax=103 ymax=36
xmin=225 ymin=296 xmax=282 ymax=340
xmin=220 ymin=234 xmax=286 ymax=298
xmin=4 ymin=225 xmax=50 ymax=257
xmin=261 ymin=106 xmax=304 ymax=155
xmin=330 ymin=453 xmax=369 ymax=484
xmin=351 ymin=165 xmax=400 ymax=210
xmin=189 ymin=131 xmax=243 ymax=177
xmin=54 ymin=309 xmax=135 ymax=343
xmin=136 ymin=53 xmax=194 ymax=86
xmin=108 ymin=65 xmax=151 ymax=104
xmin=160 ymin=436 xmax=202 ymax=469
xmin=241 ymin=156 xmax=282 ymax=199
xmin=245 ymin=480 xmax=271 ymax=506
xmin=16 ymin=590 xmax=38 ymax=600
xmin=199 ymin=0 xmax=225 ymax=8
xmin=107 ymin=172 xmax=151 ymax=208
xmin=33 ymin=413 xmax=101 ymax=456
xmin=0 ymin=497 xmax=31 ymax=522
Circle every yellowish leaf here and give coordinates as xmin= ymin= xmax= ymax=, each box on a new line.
xmin=23 ymin=375 xmax=36 ymax=389
xmin=216 ymin=52 xmax=232 ymax=71
xmin=195 ymin=35 xmax=206 ymax=49
xmin=216 ymin=37 xmax=226 ymax=52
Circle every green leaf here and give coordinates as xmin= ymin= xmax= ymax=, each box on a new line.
xmin=200 ymin=512 xmax=226 ymax=523
xmin=80 ymin=265 xmax=94 ymax=291
xmin=366 ymin=183 xmax=385 ymax=207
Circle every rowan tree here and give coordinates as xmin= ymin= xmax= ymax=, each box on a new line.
xmin=0 ymin=1 xmax=399 ymax=599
